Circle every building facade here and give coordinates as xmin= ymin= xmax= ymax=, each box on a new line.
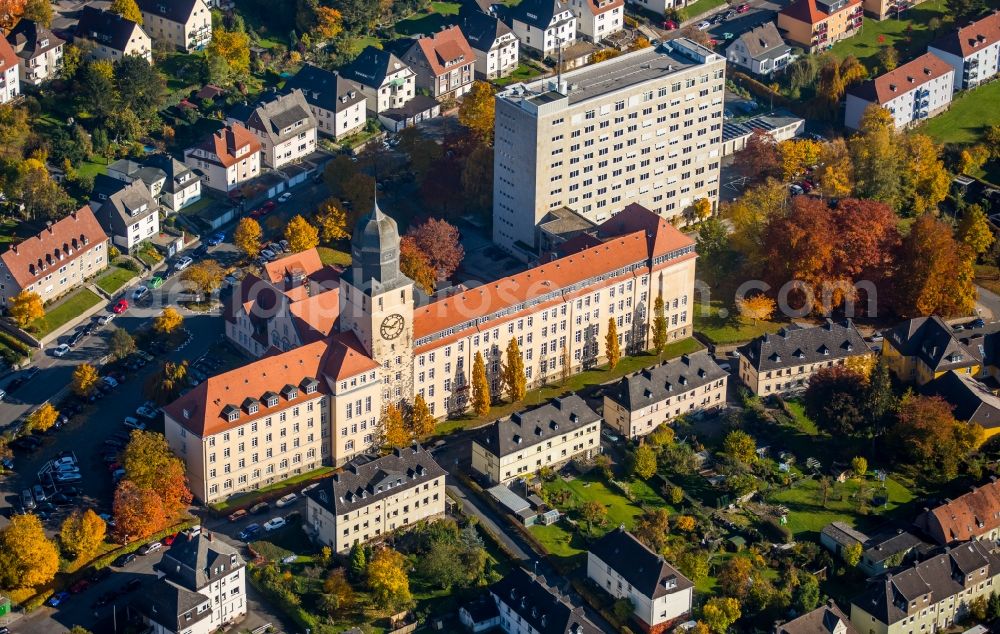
xmin=6 ymin=20 xmax=63 ymax=87
xmin=93 ymin=179 xmax=160 ymax=252
xmin=603 ymin=351 xmax=728 ymax=440
xmin=880 ymin=316 xmax=982 ymax=386
xmin=928 ymin=11 xmax=1000 ymax=91
xmin=304 ymin=445 xmax=447 ymax=552
xmin=777 ymin=0 xmax=862 ymax=52
xmin=75 ymin=7 xmax=152 ymax=63
xmin=629 ymin=0 xmax=689 ymax=17
xmin=492 ymin=39 xmax=725 ymax=256
xmin=568 ymin=0 xmax=623 ymax=43
xmin=778 ymin=601 xmax=858 ymax=634
xmin=184 ymin=124 xmax=262 ymax=193
xmin=737 ymin=320 xmax=871 ymax=396
xmin=725 ymin=22 xmax=792 ymax=76
xmin=341 ymin=46 xmax=417 ymax=114
xmin=470 ymin=394 xmax=601 ymax=484
xmin=490 ymin=568 xmax=604 ymax=634
xmin=137 ymin=0 xmax=212 ymax=52
xmin=0 ymin=34 xmax=20 ymax=104
xmin=914 ymin=479 xmax=1000 ymax=546
xmin=229 ymin=89 xmax=317 ymax=169
xmin=462 ymin=10 xmax=520 ymax=79
xmin=402 ymin=26 xmax=476 ymax=100
xmin=587 ymin=527 xmax=693 ymax=631
xmin=283 ymin=64 xmax=367 ymax=140
xmin=508 ymin=0 xmax=577 ymax=57
xmin=845 ymin=52 xmax=954 ymax=130
xmin=0 ymin=207 xmax=108 ymax=308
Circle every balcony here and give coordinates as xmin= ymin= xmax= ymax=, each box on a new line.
xmin=915 ymin=88 xmax=929 ymax=98
xmin=967 ymin=59 xmax=980 ymax=69
xmin=814 ymin=23 xmax=828 ymax=33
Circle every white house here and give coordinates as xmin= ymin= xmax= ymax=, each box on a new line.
xmin=461 ymin=10 xmax=520 ymax=79
xmin=283 ymin=64 xmax=367 ymax=140
xmin=844 ymin=52 xmax=954 ymax=130
xmin=0 ymin=33 xmax=20 ymax=104
xmin=137 ymin=0 xmax=212 ymax=52
xmin=507 ymin=0 xmax=577 ymax=57
xmin=228 ymin=89 xmax=317 ymax=169
xmin=490 ymin=568 xmax=603 ymax=634
xmin=725 ymin=22 xmax=792 ymax=76
xmin=74 ymin=6 xmax=151 ymax=63
xmin=587 ymin=527 xmax=694 ymax=631
xmin=92 ymin=178 xmax=160 ymax=252
xmin=928 ymin=11 xmax=1000 ymax=91
xmin=6 ymin=20 xmax=63 ymax=87
xmin=341 ymin=46 xmax=417 ymax=114
xmin=183 ymin=124 xmax=261 ymax=193
xmin=568 ymin=0 xmax=623 ymax=43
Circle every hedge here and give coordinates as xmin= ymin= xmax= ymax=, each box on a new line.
xmin=247 ymin=564 xmax=323 ymax=632
xmin=0 ymin=330 xmax=31 ymax=355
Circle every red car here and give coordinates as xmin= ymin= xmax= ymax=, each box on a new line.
xmin=69 ymin=578 xmax=91 ymax=594
xmin=662 ymin=19 xmax=677 ymax=29
xmin=113 ymin=299 xmax=129 ymax=314
xmin=162 ymin=533 xmax=177 ymax=546
xmin=736 ymin=2 xmax=750 ymax=12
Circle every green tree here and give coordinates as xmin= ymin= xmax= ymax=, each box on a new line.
xmin=471 ymin=351 xmax=490 ymax=416
xmin=113 ymin=55 xmax=166 ymax=123
xmin=144 ymin=360 xmax=188 ymax=405
xmin=849 ymin=105 xmax=903 ymax=210
xmin=864 ymin=361 xmax=896 ymax=433
xmin=605 ymin=318 xmax=621 ymax=369
xmin=501 ymin=337 xmax=526 ymax=402
xmin=877 ymin=45 xmax=898 ymax=72
xmin=110 ymin=328 xmax=136 ymax=361
xmin=794 ymin=573 xmax=821 ymax=612
xmin=851 ymin=456 xmax=868 ymax=478
xmin=348 ymin=542 xmax=366 ymax=581
xmin=652 ymin=295 xmax=667 ymax=356
xmin=22 ymin=0 xmax=53 ymax=27
xmin=844 ymin=541 xmax=863 ymax=567
xmin=696 ymin=215 xmax=729 ymax=281
xmin=632 ymin=445 xmax=657 ymax=480
xmin=723 ymin=430 xmax=756 ymax=464
xmin=580 ymin=500 xmax=607 ymax=531
xmin=612 ymin=598 xmax=634 ymax=624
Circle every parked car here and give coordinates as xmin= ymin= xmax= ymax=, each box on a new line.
xmin=300 ymin=483 xmax=319 ymax=496
xmin=102 ymin=376 xmax=119 ymax=389
xmin=661 ymin=19 xmax=677 ymax=29
xmin=736 ymin=2 xmax=750 ymax=11
xmin=132 ymin=286 xmax=150 ymax=302
xmin=275 ymin=493 xmax=298 ymax=508
xmin=175 ymin=256 xmax=194 ymax=271
xmin=20 ymin=488 xmax=35 ymax=510
xmin=113 ymin=299 xmax=129 ymax=314
xmin=53 ymin=456 xmax=76 ymax=468
xmin=123 ymin=417 xmax=146 ymax=430
xmin=70 ymin=578 xmax=92 ymax=594
xmin=228 ymin=509 xmax=248 ymax=522
xmin=263 ymin=517 xmax=287 ymax=532
xmin=279 ymin=239 xmax=290 ymax=252
xmin=136 ymin=406 xmax=158 ymax=419
xmin=162 ymin=533 xmax=178 ymax=546
xmin=53 ymin=343 xmax=71 ymax=357
xmin=238 ymin=523 xmax=262 ymax=541
xmin=260 ymin=249 xmax=276 ymax=261
xmin=98 ymin=313 xmax=116 ymax=326
xmin=46 ymin=591 xmax=70 ymax=607
xmin=972 ymin=318 xmax=986 ymax=329
xmin=789 ymin=184 xmax=804 ymax=195
xmin=249 ymin=502 xmax=270 ymax=515
xmin=697 ymin=20 xmax=711 ymax=29
xmin=278 ymin=192 xmax=292 ymax=203
xmin=55 ymin=471 xmax=82 ymax=483
xmin=148 ymin=276 xmax=164 ymax=289
xmin=113 ymin=553 xmax=137 ymax=567
xmin=138 ymin=541 xmax=162 ymax=555
xmin=206 ymin=231 xmax=226 ymax=246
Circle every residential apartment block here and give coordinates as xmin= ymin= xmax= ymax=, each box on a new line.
xmin=137 ymin=0 xmax=212 ymax=52
xmin=737 ymin=320 xmax=871 ymax=396
xmin=603 ymin=350 xmax=728 ymax=440
xmin=229 ymin=89 xmax=317 ymax=169
xmin=6 ymin=20 xmax=63 ymax=87
xmin=74 ymin=7 xmax=152 ymax=63
xmin=492 ymin=39 xmax=725 ymax=256
xmin=461 ymin=9 xmax=520 ymax=79
xmin=507 ymin=0 xmax=577 ymax=57
xmin=470 ymin=394 xmax=601 ymax=484
xmin=402 ymin=26 xmax=476 ymax=100
xmin=283 ymin=64 xmax=367 ymax=140
xmin=587 ymin=527 xmax=693 ymax=631
xmin=845 ymin=52 xmax=954 ymax=130
xmin=0 ymin=207 xmax=108 ymax=308
xmin=568 ymin=0 xmax=623 ymax=43
xmin=914 ymin=479 xmax=1000 ymax=545
xmin=135 ymin=532 xmax=247 ymax=634
xmin=304 ymin=445 xmax=447 ymax=552
xmin=184 ymin=124 xmax=262 ymax=193
xmin=629 ymin=0 xmax=689 ymax=17
xmin=849 ymin=540 xmax=1000 ymax=634
xmin=777 ymin=0 xmax=862 ymax=53
xmin=928 ymin=11 xmax=1000 ymax=91
xmin=490 ymin=567 xmax=603 ymax=634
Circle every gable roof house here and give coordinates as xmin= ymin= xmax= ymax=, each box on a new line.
xmin=107 ymin=158 xmax=167 ymax=199
xmin=490 ymin=567 xmax=604 ymax=634
xmin=587 ymin=527 xmax=693 ymax=630
xmin=74 ymin=6 xmax=151 ymax=63
xmin=928 ymin=10 xmax=1000 ymax=91
xmin=567 ymin=0 xmax=623 ymax=43
xmin=725 ymin=22 xmax=792 ymax=76
xmin=137 ymin=0 xmax=212 ymax=52
xmin=183 ymin=123 xmax=262 ymax=193
xmin=283 ymin=64 xmax=367 ymax=139
xmin=914 ymin=479 xmax=1000 ymax=545
xmin=844 ymin=52 xmax=954 ymax=130
xmin=228 ymin=89 xmax=317 ymax=169
xmin=507 ymin=0 xmax=577 ymax=57
xmin=603 ymin=350 xmax=728 ymax=440
xmin=92 ymin=179 xmax=161 ymax=252
xmin=778 ymin=600 xmax=858 ymax=634
xmin=6 ymin=19 xmax=64 ymax=86
xmin=926 ymin=369 xmax=1000 ymax=431
xmin=849 ymin=540 xmax=1000 ymax=633
xmin=0 ymin=206 xmax=109 ymax=307
xmin=0 ymin=29 xmax=20 ymax=104
xmin=145 ymin=154 xmax=202 ymax=212
xmin=776 ymin=0 xmax=863 ymax=53
xmin=881 ymin=316 xmax=982 ymax=386
xmin=341 ymin=46 xmax=417 ymax=114
xmin=402 ymin=26 xmax=476 ymax=100
xmin=461 ymin=9 xmax=519 ymax=79
xmin=737 ymin=319 xmax=871 ymax=396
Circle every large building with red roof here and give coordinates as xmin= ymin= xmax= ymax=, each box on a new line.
xmin=928 ymin=10 xmax=1000 ymax=92
xmin=168 ymin=199 xmax=696 ymax=503
xmin=776 ymin=0 xmax=863 ymax=52
xmin=844 ymin=52 xmax=954 ymax=130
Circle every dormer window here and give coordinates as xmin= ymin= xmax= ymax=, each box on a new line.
xmin=263 ymin=391 xmax=279 ymax=407
xmin=281 ymin=385 xmax=298 ymax=400
xmin=242 ymin=397 xmax=259 ymax=414
xmin=301 ymin=378 xmax=319 ymax=394
xmin=222 ymin=405 xmax=240 ymax=422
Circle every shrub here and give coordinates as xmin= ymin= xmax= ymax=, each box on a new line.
xmin=761 ymin=516 xmax=793 ymax=544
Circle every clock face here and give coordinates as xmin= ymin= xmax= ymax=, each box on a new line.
xmin=380 ymin=313 xmax=405 ymax=340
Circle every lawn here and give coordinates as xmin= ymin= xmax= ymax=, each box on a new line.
xmin=346 ymin=34 xmax=384 ymax=56
xmin=436 ymin=338 xmax=704 ymax=435
xmin=694 ymin=299 xmax=784 ymax=345
xmin=921 ymin=80 xmax=1000 ymax=146
xmin=783 ymin=398 xmax=820 ymax=435
xmin=681 ymin=0 xmax=731 ymax=19
xmin=395 ymin=1 xmax=462 ymax=36
xmin=493 ymin=63 xmax=544 ymax=87
xmin=0 ymin=217 xmax=19 ymax=244
xmin=77 ymin=159 xmax=109 ymax=180
xmin=316 ymin=246 xmax=351 ymax=267
xmin=767 ymin=474 xmax=915 ymax=540
xmin=209 ymin=466 xmax=334 ymax=513
xmin=135 ymin=245 xmax=163 ymax=267
xmin=31 ymin=288 xmax=102 ymax=337
xmin=95 ymin=266 xmax=135 ymax=295
xmin=829 ymin=0 xmax=948 ymax=70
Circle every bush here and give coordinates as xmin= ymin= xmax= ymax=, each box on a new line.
xmin=116 ymin=258 xmax=140 ymax=272
xmin=761 ymin=516 xmax=793 ymax=544
xmin=0 ymin=331 xmax=31 ymax=355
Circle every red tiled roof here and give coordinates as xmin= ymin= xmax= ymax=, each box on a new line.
xmin=0 ymin=33 xmax=18 ymax=73
xmin=918 ymin=479 xmax=1000 ymax=544
xmin=584 ymin=0 xmax=624 ymax=16
xmin=198 ymin=124 xmax=260 ymax=168
xmin=848 ymin=52 xmax=953 ymax=104
xmin=931 ymin=10 xmax=1000 ymax=58
xmin=263 ymin=248 xmax=324 ymax=286
xmin=0 ymin=206 xmax=109 ymax=290
xmin=780 ymin=0 xmax=860 ymax=24
xmin=289 ymin=288 xmax=340 ymax=340
xmin=414 ymin=26 xmax=475 ymax=77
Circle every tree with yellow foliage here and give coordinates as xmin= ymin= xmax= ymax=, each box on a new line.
xmin=591 ymin=48 xmax=620 ymax=63
xmin=725 ymin=180 xmax=789 ymax=271
xmin=314 ymin=198 xmax=350 ymax=242
xmin=8 ymin=289 xmax=43 ymax=329
xmin=59 ymin=509 xmax=106 ymax=561
xmin=605 ymin=318 xmax=621 ymax=370
xmin=778 ymin=138 xmax=823 ymax=181
xmin=72 ymin=363 xmax=100 ymax=397
xmin=285 ymin=214 xmax=320 ymax=253
xmin=367 ymin=547 xmax=412 ymax=611
xmin=458 ymin=81 xmax=496 ymax=145
xmin=958 ymin=204 xmax=995 ymax=257
xmin=208 ymin=28 xmax=250 ymax=76
xmin=154 ymin=307 xmax=183 ymax=334
xmin=472 ymin=351 xmax=491 ymax=417
xmin=234 ymin=217 xmax=262 ymax=259
xmin=702 ymin=597 xmax=741 ymax=634
xmin=959 ymin=144 xmax=991 ymax=175
xmin=629 ymin=36 xmax=651 ymax=50
xmin=313 ymin=6 xmax=343 ymax=40
xmin=409 ymin=393 xmax=435 ymax=437
xmin=675 ymin=515 xmax=697 ymax=532
xmin=181 ymin=259 xmax=225 ymax=295
xmin=902 ymin=134 xmax=950 ymax=216
xmin=845 ymin=354 xmax=877 ymax=379
xmin=0 ymin=513 xmax=59 ymax=588
xmin=26 ymin=403 xmax=59 ymax=433
xmin=817 ymin=138 xmax=854 ymax=198
xmin=736 ymin=294 xmax=776 ymax=325
xmin=691 ymin=197 xmax=712 ymax=221
xmin=501 ymin=337 xmax=526 ymax=402
xmin=109 ymin=0 xmax=142 ymax=23
xmin=383 ymin=403 xmax=409 ymax=448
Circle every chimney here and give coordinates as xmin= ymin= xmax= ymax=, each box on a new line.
xmin=206 ymin=531 xmax=213 ymax=541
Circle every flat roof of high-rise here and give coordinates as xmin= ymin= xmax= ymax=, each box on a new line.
xmin=500 ymin=38 xmax=722 ymax=108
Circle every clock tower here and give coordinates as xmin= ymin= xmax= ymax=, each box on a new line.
xmin=339 ymin=195 xmax=415 ymax=406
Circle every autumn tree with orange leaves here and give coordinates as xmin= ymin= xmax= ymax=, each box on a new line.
xmin=113 ymin=480 xmax=167 ymax=542
xmin=122 ymin=430 xmax=192 ymax=517
xmin=0 ymin=0 xmax=26 ymax=30
xmin=893 ymin=214 xmax=976 ymax=318
xmin=400 ymin=236 xmax=437 ymax=295
xmin=406 ymin=218 xmax=464 ymax=279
